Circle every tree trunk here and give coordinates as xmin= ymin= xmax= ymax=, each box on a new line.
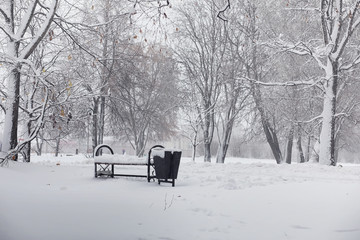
xmin=216 ymin=122 xmax=233 ymax=164
xmin=135 ymin=125 xmax=147 ymax=157
xmin=98 ymin=96 xmax=105 ymax=146
xmin=296 ymin=125 xmax=305 ymax=163
xmin=55 ymin=136 xmax=60 ymax=157
xmin=334 ymin=146 xmax=339 ymax=163
xmin=305 ymin=135 xmax=311 ymax=162
xmin=35 ymin=135 xmax=43 ymax=156
xmin=319 ymin=60 xmax=338 ymax=166
xmin=92 ymin=97 xmax=99 ymax=155
xmin=285 ymin=125 xmax=294 ymax=164
xmin=252 ymin=79 xmax=283 ymax=164
xmin=23 ymin=119 xmax=32 ymax=162
xmin=192 ymin=144 xmax=197 ymax=162
xmin=23 ymin=142 xmax=31 ymax=162
xmin=310 ymin=139 xmax=320 ymax=163
xmin=216 ymin=142 xmax=229 ymax=164
xmin=262 ymin=120 xmax=283 ymax=164
xmin=2 ymin=66 xmax=21 ymax=159
xmin=204 ymin=142 xmax=211 ymax=162
xmin=250 ymin=81 xmax=283 ymax=164
xmin=191 ymin=134 xmax=198 ymax=162
xmin=98 ymin=0 xmax=110 ymax=147
xmin=135 ymin=136 xmax=145 ymax=157
xmin=2 ymin=4 xmax=20 ymax=158
xmin=202 ymin=109 xmax=214 ymax=162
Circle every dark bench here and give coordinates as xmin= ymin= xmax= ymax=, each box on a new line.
xmin=94 ymin=144 xmax=164 ymax=183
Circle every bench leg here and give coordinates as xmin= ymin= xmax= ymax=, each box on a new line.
xmin=147 ymin=164 xmax=150 ymax=182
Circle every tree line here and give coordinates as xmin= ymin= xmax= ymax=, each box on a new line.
xmin=1 ymin=0 xmax=360 ymax=165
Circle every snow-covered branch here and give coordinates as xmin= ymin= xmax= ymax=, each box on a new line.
xmin=340 ymin=54 xmax=360 ymax=71
xmin=4 ymin=56 xmax=54 ymax=88
xmin=331 ymin=1 xmax=360 ymax=60
xmin=1 ymin=87 xmax=49 ymax=166
xmin=297 ymin=114 xmax=323 ymax=124
xmin=274 ymin=39 xmax=327 ymax=70
xmin=334 ymin=112 xmax=350 ymax=118
xmin=0 ymin=102 xmax=5 ymax=113
xmin=284 ymin=7 xmax=320 ymax=13
xmin=14 ymin=0 xmax=38 ymax=41
xmin=20 ymin=0 xmax=58 ymax=60
xmin=241 ymin=76 xmax=319 ymax=87
xmin=54 ymin=13 xmax=129 ymax=29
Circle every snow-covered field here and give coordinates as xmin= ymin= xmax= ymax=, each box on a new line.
xmin=1 ymin=154 xmax=360 ymax=240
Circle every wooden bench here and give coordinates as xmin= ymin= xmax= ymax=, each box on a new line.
xmin=94 ymin=144 xmax=164 ymax=183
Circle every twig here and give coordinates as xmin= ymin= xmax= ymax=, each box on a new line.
xmin=164 ymin=193 xmax=175 ymax=211
xmin=217 ymin=0 xmax=230 ymax=21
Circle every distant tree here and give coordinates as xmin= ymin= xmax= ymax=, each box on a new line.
xmin=58 ymin=0 xmax=172 ymax=154
xmin=110 ymin=45 xmax=179 ymax=156
xmin=175 ymin=0 xmax=227 ymax=162
xmin=215 ymin=25 xmax=251 ymax=163
xmin=233 ymin=2 xmax=284 ymax=164
xmin=179 ymin=86 xmax=204 ymax=162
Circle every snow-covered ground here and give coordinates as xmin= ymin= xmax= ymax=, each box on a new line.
xmin=1 ymin=154 xmax=360 ymax=240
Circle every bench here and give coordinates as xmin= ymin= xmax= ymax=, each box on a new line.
xmin=94 ymin=144 xmax=164 ymax=183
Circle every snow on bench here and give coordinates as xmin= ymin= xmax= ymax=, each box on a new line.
xmin=93 ymin=144 xmax=164 ymax=181
xmin=94 ymin=154 xmax=148 ymax=165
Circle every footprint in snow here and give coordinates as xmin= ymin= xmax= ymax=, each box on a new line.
xmin=291 ymin=225 xmax=311 ymax=230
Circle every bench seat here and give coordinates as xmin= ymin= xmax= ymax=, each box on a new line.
xmin=94 ymin=155 xmax=150 ymax=165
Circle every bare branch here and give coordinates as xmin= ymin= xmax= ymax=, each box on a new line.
xmin=340 ymin=54 xmax=360 ymax=71
xmin=320 ymin=0 xmax=329 ymax=45
xmin=217 ymin=0 xmax=230 ymax=21
xmin=241 ymin=76 xmax=319 ymax=87
xmin=297 ymin=114 xmax=323 ymax=124
xmin=0 ymin=7 xmax=10 ymax=23
xmin=0 ymin=103 xmax=5 ymax=113
xmin=332 ymin=1 xmax=360 ymax=60
xmin=0 ymin=24 xmax=15 ymax=40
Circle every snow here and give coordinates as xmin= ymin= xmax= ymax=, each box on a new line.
xmin=151 ymin=147 xmax=165 ymax=158
xmin=93 ymin=147 xmax=181 ymax=164
xmin=150 ymin=148 xmax=181 ymax=159
xmin=94 ymin=154 xmax=148 ymax=164
xmin=1 ymin=155 xmax=360 ymax=240
xmin=93 ymin=143 xmax=113 ymax=156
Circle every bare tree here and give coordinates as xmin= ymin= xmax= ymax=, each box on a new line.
xmin=175 ymin=0 xmax=227 ymax=162
xmin=179 ymin=84 xmax=204 ymax=162
xmin=215 ymin=32 xmax=250 ymax=163
xmin=110 ymin=45 xmax=179 ymax=156
xmin=237 ymin=2 xmax=284 ymax=164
